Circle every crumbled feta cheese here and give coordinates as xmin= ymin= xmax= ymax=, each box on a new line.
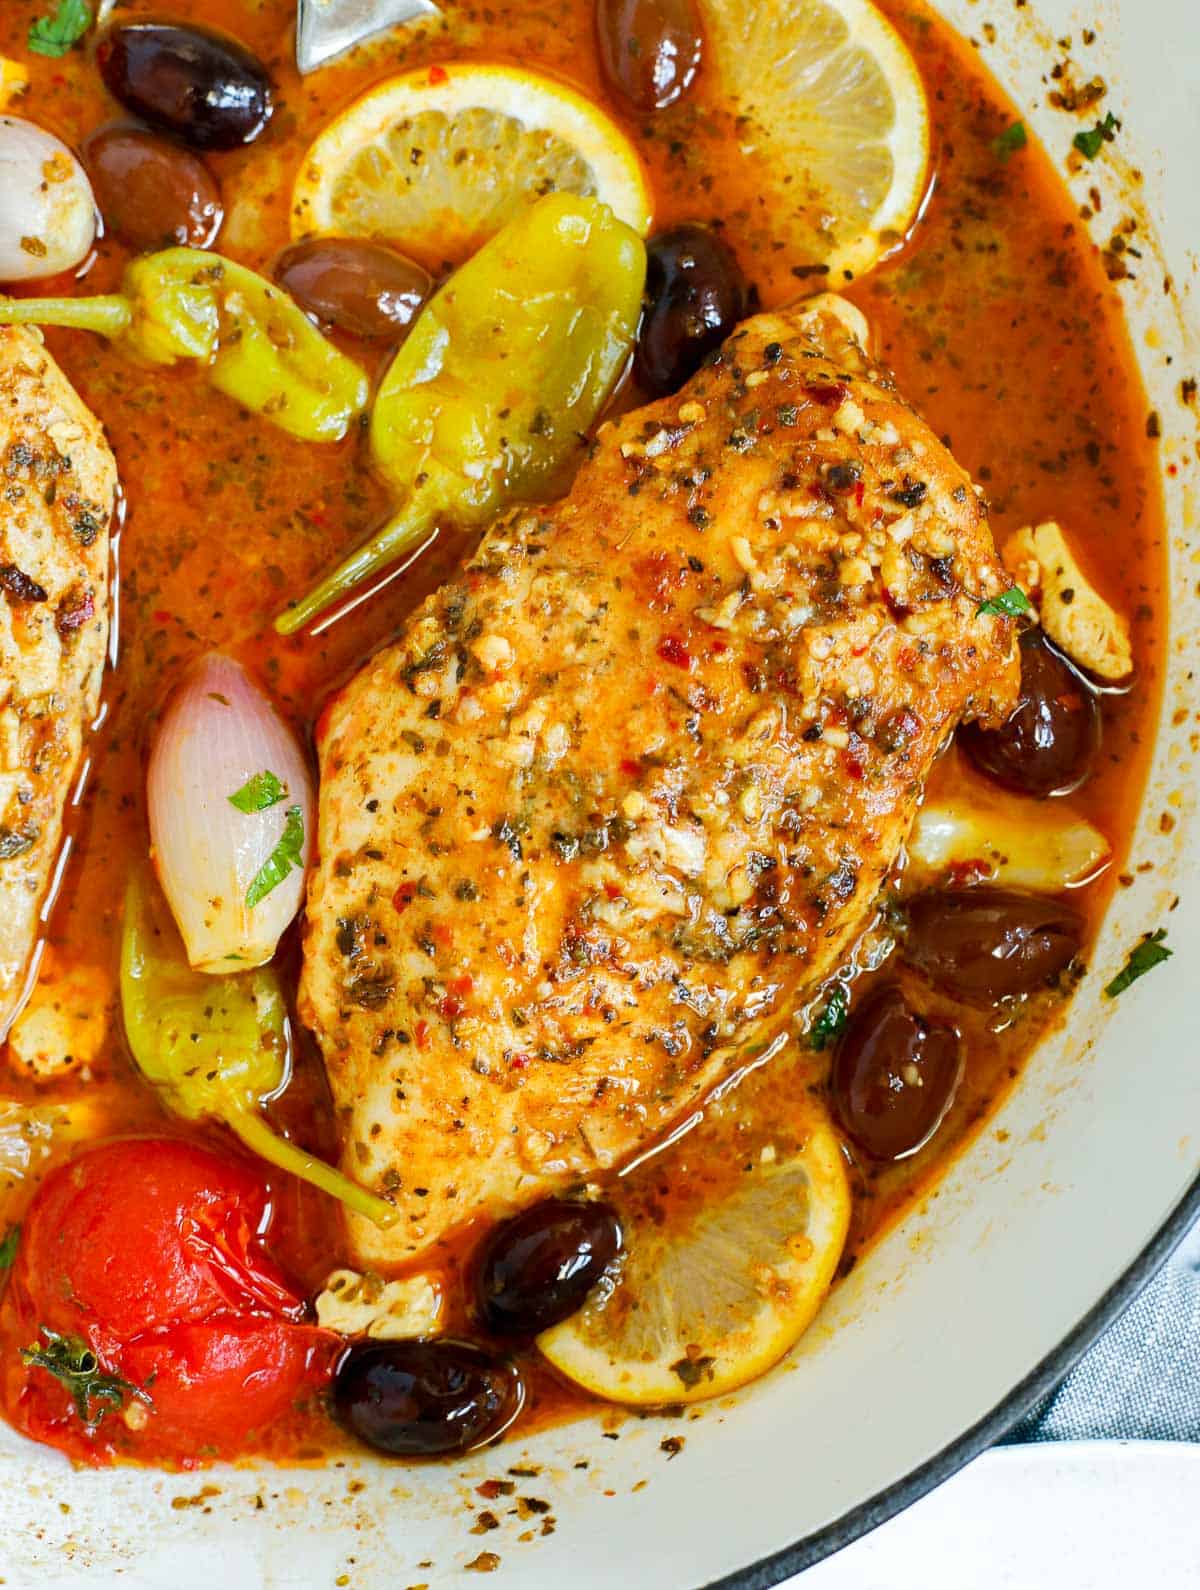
xmin=315 ymin=1270 xmax=443 ymax=1340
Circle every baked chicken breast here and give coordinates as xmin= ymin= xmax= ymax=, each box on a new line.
xmin=302 ymin=298 xmax=1020 ymax=1266
xmin=0 ymin=329 xmax=115 ymax=1037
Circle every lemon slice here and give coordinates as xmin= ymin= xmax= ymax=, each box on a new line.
xmin=538 ymin=1110 xmax=850 ymax=1405
xmin=290 ymin=63 xmax=652 ymax=268
xmin=704 ymin=0 xmax=929 ymax=280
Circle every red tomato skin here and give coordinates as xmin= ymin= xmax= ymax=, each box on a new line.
xmin=120 ymin=1319 xmax=332 ymax=1455
xmin=0 ymin=1279 xmax=110 ymax=1466
xmin=0 ymin=1137 xmax=332 ymax=1466
xmin=13 ymin=1137 xmax=303 ymax=1343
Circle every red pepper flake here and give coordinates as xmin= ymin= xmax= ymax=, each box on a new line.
xmin=657 ymin=635 xmax=692 ymax=670
xmin=603 ymin=882 xmax=622 ymax=900
xmin=428 ymin=63 xmax=448 ymax=84
xmin=843 ymin=753 xmax=865 ymax=781
xmin=414 ymin=1020 xmax=431 ymax=1050
xmin=56 ymin=591 xmax=94 ymax=636
xmin=440 ymin=995 xmax=464 ymax=1021
xmin=153 ymin=608 xmax=172 ymax=625
xmin=806 ymin=382 xmax=848 ymax=407
xmin=392 ymin=882 xmax=416 ymax=913
xmin=620 ymin=758 xmax=641 ymax=776
xmin=710 ymin=639 xmax=728 ymax=654
xmin=509 ymin=1052 xmax=529 ymax=1071
xmin=854 ymin=481 xmax=866 ymax=507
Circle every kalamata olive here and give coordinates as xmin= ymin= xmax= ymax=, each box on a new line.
xmin=831 ymin=986 xmax=963 ymax=1161
xmin=96 ymin=24 xmax=273 ymax=151
xmin=273 ymin=239 xmax=432 ymax=341
xmin=333 ymin=1339 xmax=522 ymax=1458
xmin=596 ymin=0 xmax=704 ymax=114
xmin=84 ymin=127 xmax=222 ymax=251
xmin=0 ymin=117 xmax=95 ymax=283
xmin=903 ymin=887 xmax=1084 ymax=1005
xmin=959 ymin=628 xmax=1100 ymax=798
xmin=635 ymin=224 xmax=749 ymax=398
xmin=475 ymin=1198 xmax=622 ymax=1336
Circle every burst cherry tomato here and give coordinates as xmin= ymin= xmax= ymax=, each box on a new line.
xmin=0 ymin=1137 xmax=331 ymax=1466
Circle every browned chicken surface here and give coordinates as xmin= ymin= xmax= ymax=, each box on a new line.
xmin=0 ymin=329 xmax=115 ymax=1038
xmin=302 ymin=299 xmax=1020 ymax=1266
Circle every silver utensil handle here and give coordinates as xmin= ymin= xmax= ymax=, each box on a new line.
xmin=296 ymin=0 xmax=440 ymax=76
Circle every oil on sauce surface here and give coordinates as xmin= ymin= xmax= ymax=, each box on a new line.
xmin=0 ymin=0 xmax=1165 ymax=1455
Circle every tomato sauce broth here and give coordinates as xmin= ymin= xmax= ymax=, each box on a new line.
xmin=0 ymin=0 xmax=1165 ymax=1460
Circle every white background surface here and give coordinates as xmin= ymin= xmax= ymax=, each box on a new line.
xmin=801 ymin=1444 xmax=1200 ymax=1589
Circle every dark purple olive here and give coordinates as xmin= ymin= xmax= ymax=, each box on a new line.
xmin=84 ymin=127 xmax=223 ymax=251
xmin=475 ymin=1198 xmax=622 ymax=1336
xmin=333 ymin=1339 xmax=521 ymax=1458
xmin=958 ymin=628 xmax=1100 ymax=798
xmin=635 ymin=224 xmax=749 ymax=398
xmin=274 ymin=238 xmax=432 ymax=341
xmin=596 ymin=0 xmax=704 ymax=114
xmin=831 ymin=986 xmax=962 ymax=1161
xmin=96 ymin=24 xmax=273 ymax=151
xmin=903 ymin=887 xmax=1085 ymax=1005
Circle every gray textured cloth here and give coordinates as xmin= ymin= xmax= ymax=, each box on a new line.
xmin=1007 ymin=1217 xmax=1200 ymax=1442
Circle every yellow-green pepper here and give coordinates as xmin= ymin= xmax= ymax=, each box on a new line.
xmin=0 ymin=248 xmax=368 ymax=443
xmin=120 ymin=870 xmax=396 ymax=1226
xmin=276 ymin=194 xmax=646 ymax=634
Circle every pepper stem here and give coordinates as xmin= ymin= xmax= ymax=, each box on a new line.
xmin=224 ymin=1108 xmax=399 ymax=1228
xmin=275 ymin=501 xmax=436 ymax=635
xmin=0 ymin=294 xmax=133 ymax=338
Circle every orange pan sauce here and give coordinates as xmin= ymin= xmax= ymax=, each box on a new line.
xmin=0 ymin=0 xmax=1165 ymax=1461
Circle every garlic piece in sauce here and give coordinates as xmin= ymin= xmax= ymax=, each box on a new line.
xmin=315 ymin=1270 xmax=444 ymax=1340
xmin=909 ymin=794 xmax=1110 ymax=893
xmin=1002 ymin=521 xmax=1133 ymax=681
xmin=0 ymin=117 xmax=96 ymax=283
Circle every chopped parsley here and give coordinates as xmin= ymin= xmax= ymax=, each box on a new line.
xmin=27 ymin=0 xmax=93 ymax=56
xmin=245 ymin=804 xmax=305 ymax=908
xmin=1074 ymin=112 xmax=1119 ymax=161
xmin=228 ymin=769 xmax=286 ymax=814
xmin=20 ymin=1328 xmax=148 ymax=1428
xmin=977 ymin=585 xmax=1033 ymax=618
xmin=1104 ymin=929 xmax=1172 ymax=998
xmin=809 ymin=985 xmax=849 ymax=1052
xmin=0 ymin=1225 xmax=18 ymax=1269
xmin=992 ymin=121 xmax=1028 ymax=162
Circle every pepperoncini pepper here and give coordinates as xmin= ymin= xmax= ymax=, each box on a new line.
xmin=0 ymin=248 xmax=368 ymax=443
xmin=275 ymin=194 xmax=646 ymax=634
xmin=120 ymin=871 xmax=397 ymax=1226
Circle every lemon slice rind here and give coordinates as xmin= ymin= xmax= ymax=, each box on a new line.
xmin=704 ymin=0 xmax=930 ymax=281
xmin=290 ymin=63 xmax=652 ymax=265
xmin=537 ymin=1113 xmax=850 ymax=1406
